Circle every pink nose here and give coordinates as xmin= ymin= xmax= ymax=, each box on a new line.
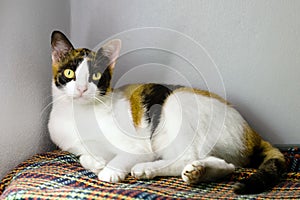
xmin=77 ymin=86 xmax=88 ymax=94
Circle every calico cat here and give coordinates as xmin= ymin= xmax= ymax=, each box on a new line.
xmin=48 ymin=30 xmax=285 ymax=194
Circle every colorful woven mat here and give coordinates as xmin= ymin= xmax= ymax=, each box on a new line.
xmin=0 ymin=148 xmax=299 ymax=200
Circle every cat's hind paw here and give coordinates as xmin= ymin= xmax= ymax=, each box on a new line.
xmin=79 ymin=154 xmax=106 ymax=174
xmin=131 ymin=163 xmax=155 ymax=179
xmin=98 ymin=167 xmax=127 ymax=183
xmin=182 ymin=161 xmax=206 ymax=184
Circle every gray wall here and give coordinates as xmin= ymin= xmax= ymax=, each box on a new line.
xmin=0 ymin=0 xmax=70 ymax=178
xmin=71 ymin=0 xmax=300 ymax=144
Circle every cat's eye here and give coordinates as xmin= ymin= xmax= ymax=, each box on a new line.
xmin=92 ymin=72 xmax=101 ymax=81
xmin=63 ymin=69 xmax=75 ymax=79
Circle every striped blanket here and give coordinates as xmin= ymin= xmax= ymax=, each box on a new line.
xmin=1 ymin=148 xmax=299 ymax=199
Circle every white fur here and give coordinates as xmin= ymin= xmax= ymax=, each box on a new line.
xmin=149 ymin=91 xmax=246 ymax=163
xmin=132 ymin=91 xmax=247 ymax=180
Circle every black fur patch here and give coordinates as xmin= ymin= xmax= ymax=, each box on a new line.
xmin=141 ymin=84 xmax=182 ymax=133
xmin=246 ymin=146 xmax=265 ymax=169
xmin=93 ymin=47 xmax=111 ymax=72
xmin=94 ymin=68 xmax=112 ymax=96
xmin=54 ymin=57 xmax=83 ymax=88
xmin=90 ymin=47 xmax=113 ymax=95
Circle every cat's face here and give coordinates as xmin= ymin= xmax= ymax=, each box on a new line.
xmin=51 ymin=31 xmax=121 ymax=104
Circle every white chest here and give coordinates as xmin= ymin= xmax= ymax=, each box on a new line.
xmin=48 ymin=98 xmax=153 ymax=157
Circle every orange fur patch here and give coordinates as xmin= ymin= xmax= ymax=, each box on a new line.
xmin=174 ymin=87 xmax=230 ymax=105
xmin=52 ymin=48 xmax=95 ymax=78
xmin=242 ymin=123 xmax=262 ymax=157
xmin=242 ymin=123 xmax=285 ymax=165
xmin=122 ymin=84 xmax=146 ymax=128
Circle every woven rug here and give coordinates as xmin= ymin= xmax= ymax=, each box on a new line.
xmin=0 ymin=148 xmax=299 ymax=200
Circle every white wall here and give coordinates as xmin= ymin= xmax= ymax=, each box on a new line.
xmin=0 ymin=0 xmax=70 ymax=178
xmin=71 ymin=0 xmax=300 ymax=144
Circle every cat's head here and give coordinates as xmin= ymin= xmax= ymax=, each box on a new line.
xmin=51 ymin=30 xmax=121 ymax=104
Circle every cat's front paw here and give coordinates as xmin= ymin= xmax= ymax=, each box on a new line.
xmin=98 ymin=167 xmax=127 ymax=183
xmin=79 ymin=154 xmax=106 ymax=174
xmin=182 ymin=161 xmax=206 ymax=184
xmin=131 ymin=163 xmax=155 ymax=179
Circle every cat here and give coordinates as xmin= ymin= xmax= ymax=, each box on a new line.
xmin=48 ymin=30 xmax=285 ymax=194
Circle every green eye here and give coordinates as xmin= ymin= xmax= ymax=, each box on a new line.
xmin=92 ymin=72 xmax=101 ymax=81
xmin=63 ymin=69 xmax=75 ymax=79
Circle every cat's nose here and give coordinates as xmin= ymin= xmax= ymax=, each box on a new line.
xmin=77 ymin=85 xmax=88 ymax=94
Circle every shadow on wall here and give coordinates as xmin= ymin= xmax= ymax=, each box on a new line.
xmin=0 ymin=0 xmax=70 ymax=179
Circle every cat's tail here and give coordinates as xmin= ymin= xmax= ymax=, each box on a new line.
xmin=234 ymin=127 xmax=286 ymax=194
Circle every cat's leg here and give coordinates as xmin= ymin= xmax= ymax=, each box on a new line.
xmin=132 ymin=159 xmax=190 ymax=179
xmin=79 ymin=154 xmax=106 ymax=174
xmin=98 ymin=153 xmax=155 ymax=183
xmin=182 ymin=156 xmax=235 ymax=184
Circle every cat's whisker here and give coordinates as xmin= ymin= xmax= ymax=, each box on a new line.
xmin=43 ymin=94 xmax=56 ymax=99
xmin=93 ymin=96 xmax=110 ymax=109
xmin=40 ymin=95 xmax=67 ymax=116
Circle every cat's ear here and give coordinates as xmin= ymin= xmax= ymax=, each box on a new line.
xmin=96 ymin=39 xmax=121 ymax=69
xmin=51 ymin=30 xmax=74 ymax=63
